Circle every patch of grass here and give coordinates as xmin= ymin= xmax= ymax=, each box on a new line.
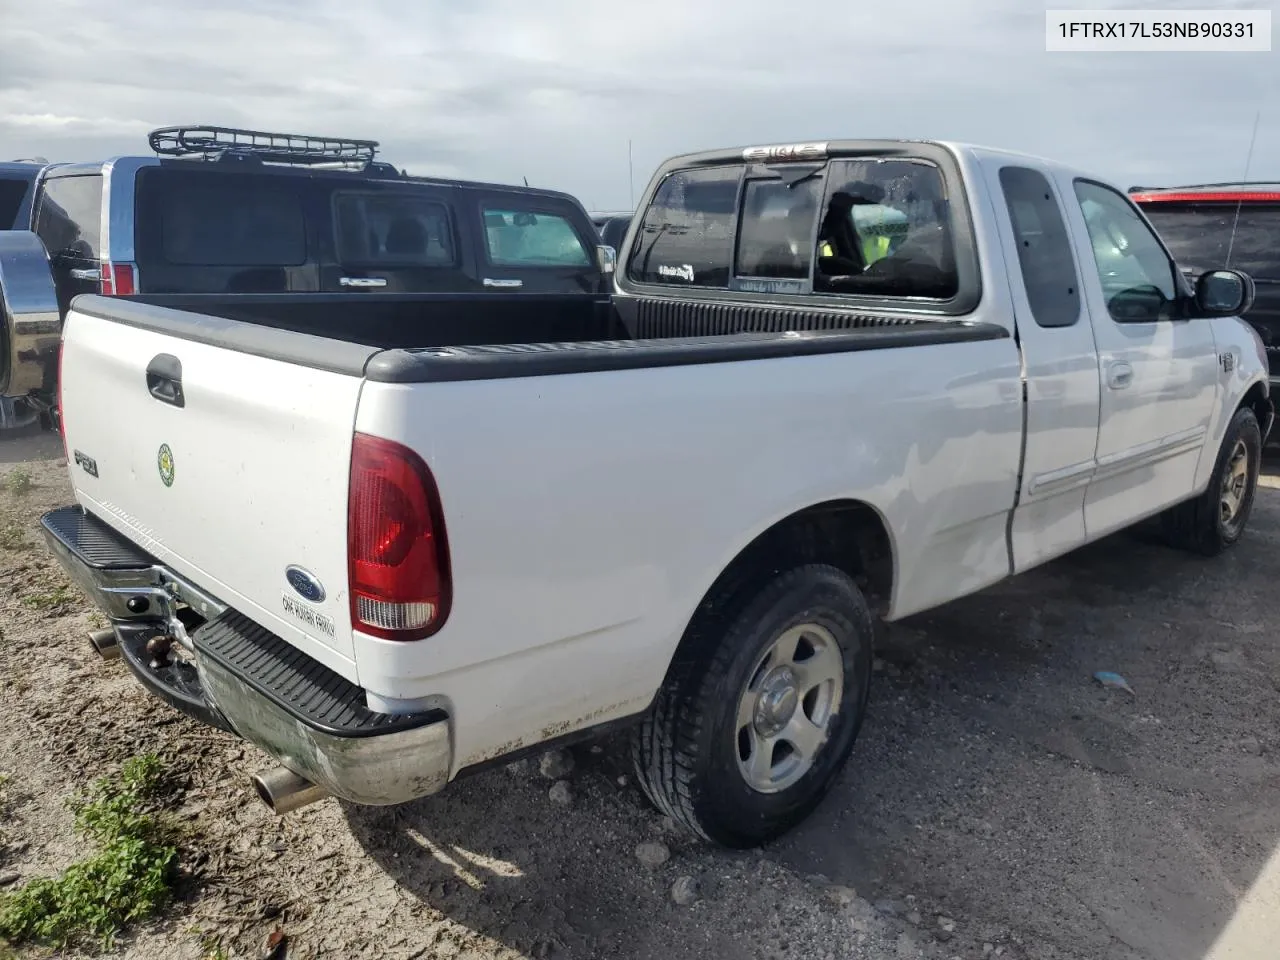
xmin=199 ymin=932 xmax=231 ymax=960
xmin=2 ymin=469 xmax=32 ymax=497
xmin=21 ymin=585 xmax=74 ymax=612
xmin=0 ymin=520 xmax=25 ymax=551
xmin=0 ymin=754 xmax=181 ymax=950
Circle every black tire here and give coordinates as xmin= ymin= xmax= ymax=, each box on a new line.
xmin=631 ymin=563 xmax=874 ymax=848
xmin=1161 ymin=406 xmax=1262 ymax=557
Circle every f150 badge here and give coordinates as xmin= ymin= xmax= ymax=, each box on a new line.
xmin=157 ymin=444 xmax=175 ymax=487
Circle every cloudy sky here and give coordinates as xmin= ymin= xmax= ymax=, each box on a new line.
xmin=1 ymin=0 xmax=1276 ymax=210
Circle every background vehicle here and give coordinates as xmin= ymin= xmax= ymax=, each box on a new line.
xmin=41 ymin=139 xmax=1269 ymax=849
xmin=0 ymin=161 xmax=44 ymax=230
xmin=1132 ymin=183 xmax=1280 ymax=383
xmin=589 ymin=210 xmax=633 ymax=251
xmin=0 ymin=125 xmax=613 ymax=421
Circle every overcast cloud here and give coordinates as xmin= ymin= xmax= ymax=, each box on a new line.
xmin=0 ymin=0 xmax=1276 ymax=209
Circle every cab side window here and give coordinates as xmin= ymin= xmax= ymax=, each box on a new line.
xmin=1073 ymin=180 xmax=1178 ymax=322
xmin=999 ymin=166 xmax=1081 ymax=328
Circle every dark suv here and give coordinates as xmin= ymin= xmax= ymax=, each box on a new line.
xmin=0 ymin=126 xmax=612 ymax=419
xmin=0 ymin=161 xmax=44 ymax=230
xmin=1132 ymin=183 xmax=1280 ymax=381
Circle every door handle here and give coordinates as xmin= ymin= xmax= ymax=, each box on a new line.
xmin=1107 ymin=361 xmax=1134 ymax=389
xmin=483 ymin=278 xmax=524 ymax=289
xmin=339 ymin=277 xmax=388 ymax=288
xmin=145 ymin=353 xmax=184 ymax=408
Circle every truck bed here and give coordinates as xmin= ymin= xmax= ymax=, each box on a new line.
xmin=93 ymin=292 xmax=1009 ymax=383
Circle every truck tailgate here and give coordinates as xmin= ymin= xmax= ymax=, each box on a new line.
xmin=59 ymin=308 xmax=363 ymax=669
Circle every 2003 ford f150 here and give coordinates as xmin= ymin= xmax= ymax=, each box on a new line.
xmin=39 ymin=139 xmax=1273 ymax=847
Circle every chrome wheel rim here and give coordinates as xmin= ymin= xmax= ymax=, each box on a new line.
xmin=1220 ymin=439 xmax=1250 ymax=529
xmin=735 ymin=622 xmax=844 ymax=794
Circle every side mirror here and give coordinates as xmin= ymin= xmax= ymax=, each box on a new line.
xmin=1194 ymin=269 xmax=1255 ymax=317
xmin=596 ymin=244 xmax=616 ymax=275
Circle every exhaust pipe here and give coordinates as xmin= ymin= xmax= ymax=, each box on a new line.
xmin=251 ymin=766 xmax=329 ymax=815
xmin=89 ymin=627 xmax=121 ymax=661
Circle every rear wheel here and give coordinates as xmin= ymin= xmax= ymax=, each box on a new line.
xmin=631 ymin=563 xmax=873 ymax=848
xmin=1161 ymin=406 xmax=1261 ymax=556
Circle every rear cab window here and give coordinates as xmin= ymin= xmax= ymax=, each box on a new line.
xmin=626 ymin=144 xmax=973 ymax=310
xmin=628 ymin=166 xmax=738 ymax=287
xmin=134 ymin=167 xmax=313 ymax=293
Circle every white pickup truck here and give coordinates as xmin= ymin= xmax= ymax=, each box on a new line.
xmin=40 ymin=139 xmax=1271 ymax=848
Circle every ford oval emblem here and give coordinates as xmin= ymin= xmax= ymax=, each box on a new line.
xmin=285 ymin=565 xmax=326 ymax=603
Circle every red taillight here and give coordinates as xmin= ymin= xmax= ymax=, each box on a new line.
xmin=99 ymin=263 xmax=136 ymax=296
xmin=1132 ymin=191 xmax=1280 ymax=204
xmin=56 ymin=340 xmax=67 ymax=457
xmin=348 ymin=433 xmax=451 ymax=640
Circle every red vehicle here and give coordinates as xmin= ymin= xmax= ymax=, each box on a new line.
xmin=1132 ymin=183 xmax=1280 ymax=385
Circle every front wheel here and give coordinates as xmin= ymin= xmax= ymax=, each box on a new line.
xmin=631 ymin=564 xmax=874 ymax=848
xmin=1161 ymin=406 xmax=1262 ymax=556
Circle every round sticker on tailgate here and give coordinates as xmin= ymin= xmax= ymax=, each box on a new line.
xmin=157 ymin=443 xmax=175 ymax=487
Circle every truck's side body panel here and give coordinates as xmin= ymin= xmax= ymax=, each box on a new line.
xmin=352 ymin=334 xmax=1023 ymax=770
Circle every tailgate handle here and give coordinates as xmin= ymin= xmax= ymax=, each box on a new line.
xmin=145 ymin=354 xmax=185 ymax=408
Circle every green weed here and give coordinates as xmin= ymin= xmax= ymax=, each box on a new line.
xmin=0 ymin=755 xmax=180 ymax=950
xmin=2 ymin=469 xmax=31 ymax=497
xmin=21 ymin=586 xmax=74 ymax=612
xmin=0 ymin=520 xmax=23 ymax=551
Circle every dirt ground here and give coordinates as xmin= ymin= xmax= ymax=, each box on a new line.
xmin=2 ymin=429 xmax=1279 ymax=960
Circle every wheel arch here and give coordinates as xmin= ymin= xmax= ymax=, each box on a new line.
xmin=1239 ymin=378 xmax=1274 ymax=443
xmin=668 ymin=498 xmax=896 ymax=671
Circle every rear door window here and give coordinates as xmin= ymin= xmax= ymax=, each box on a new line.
xmin=628 ymin=165 xmax=740 ymax=287
xmin=482 ymin=208 xmax=590 ymax=267
xmin=324 ymin=187 xmax=472 ymax=293
xmin=335 ymin=194 xmax=456 ymax=266
xmin=35 ymin=174 xmax=103 ymax=259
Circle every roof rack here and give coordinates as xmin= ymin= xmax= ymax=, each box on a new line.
xmin=148 ymin=125 xmax=380 ymax=168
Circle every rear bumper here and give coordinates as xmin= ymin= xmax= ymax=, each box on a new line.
xmin=40 ymin=505 xmax=453 ymax=806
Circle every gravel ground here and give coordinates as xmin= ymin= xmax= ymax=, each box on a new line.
xmin=2 ymin=429 xmax=1278 ymax=960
